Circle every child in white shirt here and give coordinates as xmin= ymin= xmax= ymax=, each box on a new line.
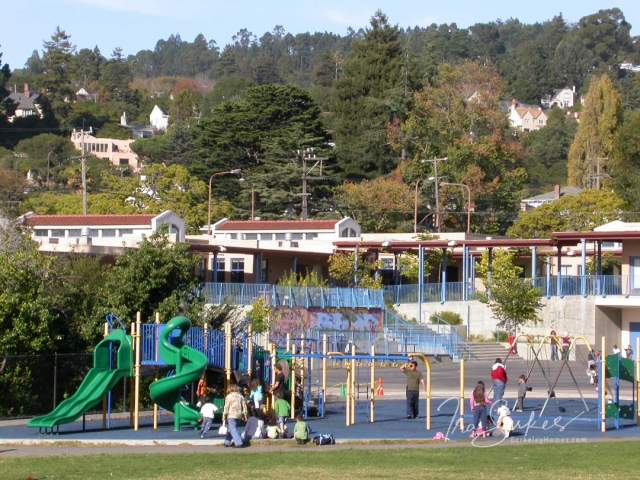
xmin=200 ymin=397 xmax=219 ymax=438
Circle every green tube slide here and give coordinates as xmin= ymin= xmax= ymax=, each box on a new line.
xmin=28 ymin=329 xmax=133 ymax=430
xmin=149 ymin=316 xmax=207 ymax=431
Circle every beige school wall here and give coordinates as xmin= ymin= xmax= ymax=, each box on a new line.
xmin=397 ymin=296 xmax=624 ymax=347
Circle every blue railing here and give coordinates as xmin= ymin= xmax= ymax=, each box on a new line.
xmin=382 ymin=275 xmax=627 ymax=304
xmin=203 ymin=282 xmax=384 ymax=308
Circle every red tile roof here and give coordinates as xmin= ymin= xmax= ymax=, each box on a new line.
xmin=23 ymin=214 xmax=156 ymax=227
xmin=217 ymin=220 xmax=339 ymax=231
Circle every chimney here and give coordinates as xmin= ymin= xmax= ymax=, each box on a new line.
xmin=23 ymin=83 xmax=30 ymax=97
xmin=554 ymin=184 xmax=561 ymax=200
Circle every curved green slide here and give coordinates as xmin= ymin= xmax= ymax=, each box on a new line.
xmin=149 ymin=316 xmax=207 ymax=431
xmin=28 ymin=329 xmax=132 ymax=430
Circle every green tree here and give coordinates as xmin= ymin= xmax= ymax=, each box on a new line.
xmin=97 ymin=233 xmax=201 ymax=323
xmin=328 ymin=252 xmax=382 ymax=288
xmin=477 ymin=249 xmax=542 ymax=332
xmin=99 ymin=48 xmax=133 ymax=102
xmin=508 ymin=189 xmax=624 ymax=238
xmin=521 ymin=108 xmax=577 ymax=191
xmin=246 ymin=297 xmax=271 ymax=334
xmin=332 ymin=11 xmax=407 ymax=178
xmin=567 ymin=75 xmax=623 ymax=187
xmin=0 ymin=47 xmax=12 ymax=132
xmin=14 ymin=133 xmax=76 ymax=182
xmin=610 ymin=110 xmax=640 ymax=213
xmin=40 ymin=27 xmax=75 ymax=120
xmin=334 ymin=175 xmax=413 ymax=232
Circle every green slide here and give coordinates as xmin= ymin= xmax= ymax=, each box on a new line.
xmin=149 ymin=316 xmax=207 ymax=431
xmin=28 ymin=329 xmax=132 ymax=430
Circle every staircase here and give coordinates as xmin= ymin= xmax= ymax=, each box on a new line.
xmin=465 ymin=342 xmax=516 ymax=361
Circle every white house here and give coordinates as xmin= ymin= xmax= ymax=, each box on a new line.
xmin=509 ymin=100 xmax=548 ymax=132
xmin=620 ymin=62 xmax=640 ymax=73
xmin=19 ymin=211 xmax=185 ymax=255
xmin=149 ymin=105 xmax=169 ymax=132
xmin=8 ymin=84 xmax=42 ymax=122
xmin=541 ymin=86 xmax=576 ymax=109
xmin=520 ymin=185 xmax=583 ymax=211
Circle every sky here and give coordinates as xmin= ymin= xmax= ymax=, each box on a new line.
xmin=2 ymin=1 xmax=639 ymax=68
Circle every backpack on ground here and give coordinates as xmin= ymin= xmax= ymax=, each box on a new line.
xmin=313 ymin=433 xmax=335 ymax=446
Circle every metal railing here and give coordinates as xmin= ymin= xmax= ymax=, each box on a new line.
xmin=202 ymin=282 xmax=385 ymax=308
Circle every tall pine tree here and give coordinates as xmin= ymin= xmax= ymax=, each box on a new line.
xmin=41 ymin=27 xmax=75 ymax=120
xmin=567 ymin=74 xmax=622 ymax=187
xmin=332 ymin=11 xmax=406 ymax=179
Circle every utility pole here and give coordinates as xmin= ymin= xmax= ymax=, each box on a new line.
xmin=81 ymin=128 xmax=88 ymax=215
xmin=298 ymin=147 xmax=327 ymax=220
xmin=421 ymin=157 xmax=448 ymax=232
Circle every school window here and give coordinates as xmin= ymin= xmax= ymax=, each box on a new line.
xmin=67 ymin=229 xmax=82 ymax=237
xmin=260 ymin=233 xmax=273 ymax=240
xmin=381 ymin=257 xmax=395 ymax=270
xmin=51 ymin=229 xmax=65 ymax=237
xmin=101 ymin=229 xmax=116 ymax=237
xmin=230 ymin=259 xmax=245 ymax=283
xmin=119 ymin=229 xmax=133 ymax=236
xmin=213 ymin=258 xmax=225 ymax=282
xmin=34 ymin=229 xmax=48 ymax=237
xmin=275 ymin=233 xmax=286 ymax=240
xmin=560 ymin=265 xmax=572 ymax=276
xmin=305 ymin=232 xmax=318 ymax=239
xmin=290 ymin=233 xmax=303 ymax=240
xmin=244 ymin=233 xmax=258 ymax=240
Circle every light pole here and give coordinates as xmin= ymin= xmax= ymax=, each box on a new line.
xmin=208 ymin=169 xmax=241 ymax=234
xmin=420 ymin=157 xmax=448 ymax=232
xmin=440 ymin=181 xmax=472 ymax=234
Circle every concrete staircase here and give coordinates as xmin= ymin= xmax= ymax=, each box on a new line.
xmin=466 ymin=342 xmax=516 ymax=362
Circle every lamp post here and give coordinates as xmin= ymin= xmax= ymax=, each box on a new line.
xmin=208 ymin=169 xmax=241 ymax=234
xmin=440 ymin=182 xmax=472 ymax=234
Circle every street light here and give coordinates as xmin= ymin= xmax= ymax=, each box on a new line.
xmin=440 ymin=181 xmax=472 ymax=234
xmin=208 ymin=169 xmax=242 ymax=235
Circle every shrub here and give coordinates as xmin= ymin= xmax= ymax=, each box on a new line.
xmin=429 ymin=311 xmax=463 ymax=325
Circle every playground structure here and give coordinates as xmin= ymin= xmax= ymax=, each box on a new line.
xmin=456 ymin=334 xmax=640 ymax=432
xmin=24 ymin=310 xmax=640 ymax=435
xmin=277 ymin=333 xmax=433 ymax=428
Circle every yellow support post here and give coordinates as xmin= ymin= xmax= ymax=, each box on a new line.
xmin=370 ymin=345 xmax=375 ymax=423
xmin=636 ymin=336 xmax=640 ymax=426
xmin=345 ymin=361 xmax=351 ymax=426
xmin=269 ymin=342 xmax=276 ymax=411
xmin=350 ymin=344 xmax=356 ymax=425
xmin=459 ymin=358 xmax=465 ymax=432
xmin=134 ymin=312 xmax=141 ymax=431
xmin=129 ymin=321 xmax=135 ymax=427
xmin=247 ymin=325 xmax=253 ymax=377
xmin=322 ymin=335 xmax=327 ymax=416
xmin=102 ymin=322 xmax=108 ymax=429
xmin=601 ymin=336 xmax=606 ymax=433
xmin=153 ymin=313 xmax=160 ymax=430
xmin=224 ymin=322 xmax=232 ymax=391
xmin=290 ymin=344 xmax=297 ymax=419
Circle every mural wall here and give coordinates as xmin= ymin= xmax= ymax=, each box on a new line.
xmin=271 ymin=307 xmax=383 ymax=334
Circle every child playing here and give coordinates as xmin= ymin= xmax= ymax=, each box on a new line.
xmin=470 ymin=381 xmax=490 ymax=438
xmin=249 ymin=379 xmax=264 ymax=410
xmin=587 ymin=363 xmax=598 ymax=389
xmin=515 ymin=374 xmax=531 ymax=412
xmin=293 ymin=414 xmax=310 ymax=445
xmin=274 ymin=395 xmax=291 ymax=438
xmin=199 ymin=396 xmax=219 ymax=438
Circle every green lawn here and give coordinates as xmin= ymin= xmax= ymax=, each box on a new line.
xmin=2 ymin=441 xmax=639 ymax=480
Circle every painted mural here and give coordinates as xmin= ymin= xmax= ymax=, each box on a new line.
xmin=271 ymin=307 xmax=383 ymax=334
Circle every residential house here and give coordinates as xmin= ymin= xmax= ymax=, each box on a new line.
xmin=149 ymin=105 xmax=169 ymax=132
xmin=70 ymin=129 xmax=142 ymax=171
xmin=7 ymin=84 xmax=42 ymax=122
xmin=508 ymin=100 xmax=548 ymax=132
xmin=620 ymin=62 xmax=640 ymax=73
xmin=520 ymin=185 xmax=583 ymax=211
xmin=75 ymin=87 xmax=98 ymax=102
xmin=541 ymin=86 xmax=576 ymax=109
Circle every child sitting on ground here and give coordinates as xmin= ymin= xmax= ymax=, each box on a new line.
xmin=496 ymin=404 xmax=514 ymax=437
xmin=199 ymin=396 xmax=219 ymax=438
xmin=293 ymin=414 xmax=310 ymax=445
xmin=515 ymin=374 xmax=532 ymax=412
xmin=274 ymin=395 xmax=291 ymax=438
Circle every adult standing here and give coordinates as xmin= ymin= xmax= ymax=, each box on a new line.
xmin=271 ymin=364 xmax=286 ymax=400
xmin=491 ymin=358 xmax=507 ymax=403
xmin=223 ymin=384 xmax=248 ymax=448
xmin=549 ymin=330 xmax=559 ymax=361
xmin=561 ymin=333 xmax=571 ymax=360
xmin=400 ymin=360 xmax=425 ymax=419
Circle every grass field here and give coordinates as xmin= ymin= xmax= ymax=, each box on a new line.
xmin=2 ymin=441 xmax=640 ymax=480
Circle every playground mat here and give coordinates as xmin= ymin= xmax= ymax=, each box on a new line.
xmin=1 ymin=397 xmax=637 ymax=444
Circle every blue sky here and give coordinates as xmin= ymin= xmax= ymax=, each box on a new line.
xmin=2 ymin=1 xmax=639 ymax=68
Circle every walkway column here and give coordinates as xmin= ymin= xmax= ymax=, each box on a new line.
xmin=462 ymin=245 xmax=468 ymax=301
xmin=441 ymin=248 xmax=447 ymax=304
xmin=581 ymin=238 xmax=587 ymax=297
xmin=546 ymin=257 xmax=551 ymax=298
xmin=418 ymin=244 xmax=424 ymax=323
xmin=487 ymin=247 xmax=493 ymax=298
xmin=530 ymin=246 xmax=537 ymax=285
xmin=212 ymin=251 xmax=218 ymax=283
xmin=597 ymin=240 xmax=603 ymax=295
xmin=557 ymin=246 xmax=563 ymax=297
